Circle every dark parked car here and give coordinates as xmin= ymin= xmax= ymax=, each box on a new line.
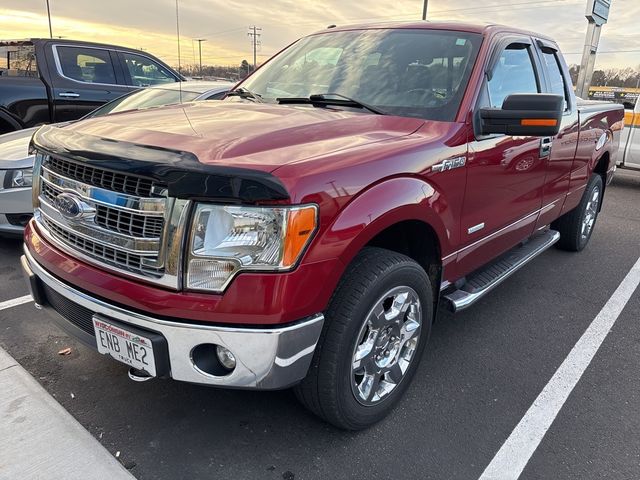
xmin=0 ymin=38 xmax=184 ymax=133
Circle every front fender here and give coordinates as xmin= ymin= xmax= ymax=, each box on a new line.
xmin=306 ymin=176 xmax=456 ymax=270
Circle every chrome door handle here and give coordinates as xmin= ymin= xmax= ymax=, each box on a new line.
xmin=58 ymin=92 xmax=80 ymax=98
xmin=540 ymin=137 xmax=553 ymax=158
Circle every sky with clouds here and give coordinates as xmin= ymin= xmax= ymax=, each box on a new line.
xmin=1 ymin=0 xmax=639 ymax=70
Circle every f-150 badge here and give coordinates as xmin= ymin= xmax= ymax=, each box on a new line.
xmin=432 ymin=156 xmax=466 ymax=173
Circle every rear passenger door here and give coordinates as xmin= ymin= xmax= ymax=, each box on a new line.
xmin=458 ymin=38 xmax=548 ymax=276
xmin=50 ymin=45 xmax=133 ymax=122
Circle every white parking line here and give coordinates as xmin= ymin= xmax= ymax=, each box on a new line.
xmin=479 ymin=256 xmax=640 ymax=480
xmin=0 ymin=295 xmax=32 ymax=312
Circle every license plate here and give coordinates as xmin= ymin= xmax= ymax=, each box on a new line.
xmin=93 ymin=316 xmax=156 ymax=376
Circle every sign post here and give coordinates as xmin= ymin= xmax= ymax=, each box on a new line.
xmin=575 ymin=0 xmax=612 ymax=100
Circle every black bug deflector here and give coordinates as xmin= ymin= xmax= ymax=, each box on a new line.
xmin=30 ymin=125 xmax=290 ymax=203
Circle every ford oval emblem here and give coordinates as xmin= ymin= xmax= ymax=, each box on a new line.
xmin=54 ymin=192 xmax=88 ymax=220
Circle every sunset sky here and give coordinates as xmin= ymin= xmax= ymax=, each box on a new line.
xmin=1 ymin=0 xmax=639 ymax=70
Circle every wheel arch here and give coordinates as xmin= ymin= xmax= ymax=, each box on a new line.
xmin=307 ymin=176 xmax=451 ymax=316
xmin=0 ymin=108 xmax=23 ymax=134
xmin=592 ymin=150 xmax=610 ymax=211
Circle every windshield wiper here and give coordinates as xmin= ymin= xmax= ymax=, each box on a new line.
xmin=277 ymin=93 xmax=386 ymax=115
xmin=226 ymin=87 xmax=263 ymax=102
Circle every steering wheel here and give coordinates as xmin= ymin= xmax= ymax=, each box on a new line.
xmin=405 ymin=88 xmax=439 ymax=105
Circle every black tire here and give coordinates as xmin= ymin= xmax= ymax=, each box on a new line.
xmin=553 ymin=174 xmax=604 ymax=252
xmin=294 ymin=247 xmax=433 ymax=430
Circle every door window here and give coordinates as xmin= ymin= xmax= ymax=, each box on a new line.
xmin=57 ymin=46 xmax=117 ymax=84
xmin=540 ymin=50 xmax=569 ymax=110
xmin=121 ymin=52 xmax=177 ymax=86
xmin=487 ymin=45 xmax=539 ymax=108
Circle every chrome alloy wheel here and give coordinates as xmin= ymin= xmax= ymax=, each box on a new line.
xmin=350 ymin=286 xmax=422 ymax=406
xmin=581 ymin=185 xmax=600 ymax=240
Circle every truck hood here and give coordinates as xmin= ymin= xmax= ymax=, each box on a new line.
xmin=65 ymin=101 xmax=425 ymax=172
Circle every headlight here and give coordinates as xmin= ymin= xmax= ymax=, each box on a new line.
xmin=3 ymin=168 xmax=33 ymax=189
xmin=186 ymin=203 xmax=318 ymax=291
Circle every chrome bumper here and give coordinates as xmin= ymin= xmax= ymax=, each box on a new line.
xmin=22 ymin=247 xmax=324 ymax=389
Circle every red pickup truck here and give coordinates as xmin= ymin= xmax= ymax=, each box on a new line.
xmin=22 ymin=22 xmax=624 ymax=430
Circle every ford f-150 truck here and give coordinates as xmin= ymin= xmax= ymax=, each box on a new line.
xmin=0 ymin=38 xmax=183 ymax=134
xmin=21 ymin=22 xmax=624 ymax=430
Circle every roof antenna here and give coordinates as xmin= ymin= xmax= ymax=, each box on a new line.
xmin=175 ymin=0 xmax=182 ymax=102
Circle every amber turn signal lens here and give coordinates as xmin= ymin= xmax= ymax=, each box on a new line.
xmin=283 ymin=207 xmax=317 ymax=266
xmin=521 ymin=118 xmax=558 ymax=127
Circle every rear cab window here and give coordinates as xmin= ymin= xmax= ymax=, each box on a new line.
xmin=0 ymin=41 xmax=39 ymax=78
xmin=56 ymin=46 xmax=117 ymax=84
xmin=539 ymin=48 xmax=570 ymax=111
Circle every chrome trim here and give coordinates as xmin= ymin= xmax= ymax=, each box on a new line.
xmin=159 ymin=198 xmax=190 ymax=277
xmin=41 ymin=167 xmax=166 ymax=213
xmin=38 ymin=202 xmax=161 ymax=254
xmin=34 ymin=209 xmax=184 ymax=289
xmin=432 ymin=155 xmax=467 ymax=173
xmin=467 ymin=222 xmax=485 ymax=234
xmin=442 ymin=205 xmax=548 ymax=262
xmin=24 ymin=248 xmax=324 ymax=389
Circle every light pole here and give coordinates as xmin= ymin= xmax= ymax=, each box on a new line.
xmin=195 ymin=39 xmax=206 ymax=77
xmin=422 ymin=0 xmax=429 ymax=20
xmin=576 ymin=0 xmax=612 ymax=99
xmin=45 ymin=0 xmax=53 ymax=38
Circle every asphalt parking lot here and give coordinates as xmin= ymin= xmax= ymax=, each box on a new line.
xmin=0 ymin=171 xmax=638 ymax=480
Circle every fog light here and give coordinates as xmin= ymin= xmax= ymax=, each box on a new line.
xmin=216 ymin=345 xmax=236 ymax=370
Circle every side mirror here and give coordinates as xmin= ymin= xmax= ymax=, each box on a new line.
xmin=479 ymin=94 xmax=564 ymax=136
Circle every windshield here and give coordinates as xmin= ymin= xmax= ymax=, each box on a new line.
xmin=86 ymin=88 xmax=203 ymax=118
xmin=239 ymin=29 xmax=482 ymax=121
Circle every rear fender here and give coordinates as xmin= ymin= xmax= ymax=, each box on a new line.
xmin=0 ymin=108 xmax=23 ymax=132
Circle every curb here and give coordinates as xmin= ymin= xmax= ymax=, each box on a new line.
xmin=0 ymin=347 xmax=135 ymax=480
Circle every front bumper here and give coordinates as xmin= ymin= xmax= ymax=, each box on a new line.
xmin=22 ymin=247 xmax=324 ymax=390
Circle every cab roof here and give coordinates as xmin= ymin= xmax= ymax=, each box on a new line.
xmin=313 ymin=20 xmax=555 ymax=43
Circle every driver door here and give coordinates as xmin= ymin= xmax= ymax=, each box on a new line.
xmin=457 ymin=38 xmax=548 ymax=276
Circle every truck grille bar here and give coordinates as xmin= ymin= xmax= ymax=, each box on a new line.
xmin=45 ymin=156 xmax=155 ymax=197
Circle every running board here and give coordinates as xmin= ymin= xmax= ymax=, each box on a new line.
xmin=442 ymin=229 xmax=560 ymax=312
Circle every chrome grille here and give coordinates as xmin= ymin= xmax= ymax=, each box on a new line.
xmin=42 ymin=216 xmax=162 ymax=277
xmin=42 ymin=181 xmax=164 ymax=239
xmin=45 ymin=156 xmax=156 ymax=197
xmin=32 ymin=151 xmax=193 ymax=289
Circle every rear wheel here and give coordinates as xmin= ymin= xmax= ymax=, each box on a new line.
xmin=295 ymin=247 xmax=433 ymax=430
xmin=553 ymin=174 xmax=603 ymax=252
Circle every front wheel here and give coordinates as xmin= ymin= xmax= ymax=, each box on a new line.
xmin=553 ymin=174 xmax=603 ymax=252
xmin=294 ymin=247 xmax=433 ymax=430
